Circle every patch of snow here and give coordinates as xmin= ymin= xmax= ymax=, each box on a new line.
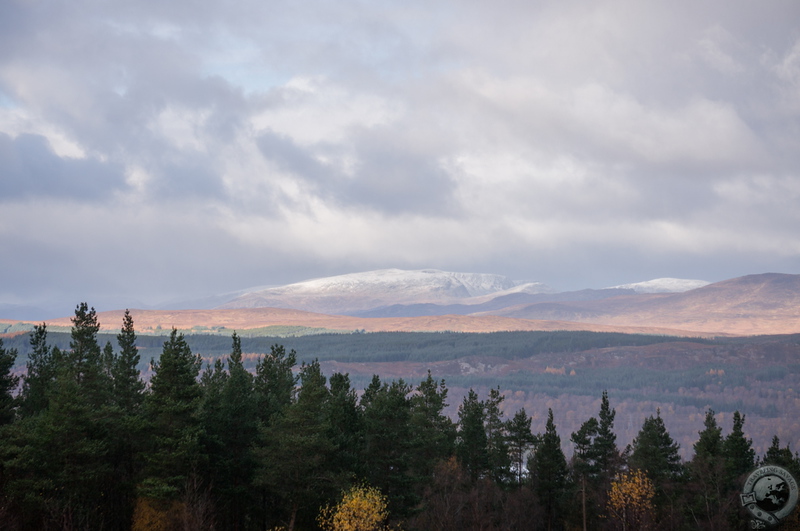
xmin=239 ymin=269 xmax=548 ymax=300
xmin=219 ymin=268 xmax=553 ymax=312
xmin=607 ymin=278 xmax=710 ymax=294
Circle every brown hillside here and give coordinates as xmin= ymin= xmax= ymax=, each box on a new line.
xmin=486 ymin=273 xmax=800 ymax=335
xmin=28 ymin=308 xmax=717 ymax=337
xmin=8 ymin=273 xmax=799 ymax=336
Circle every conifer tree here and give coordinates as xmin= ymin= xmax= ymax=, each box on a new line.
xmin=216 ymin=331 xmax=258 ymax=530
xmin=2 ymin=304 xmax=119 ymax=528
xmin=456 ymin=389 xmax=489 ymax=482
xmin=326 ymin=371 xmax=364 ymax=483
xmin=360 ymin=374 xmax=382 ymax=408
xmin=594 ymin=390 xmax=619 ymax=476
xmin=113 ymin=309 xmax=145 ymax=413
xmin=410 ymin=372 xmax=456 ymax=488
xmin=570 ymin=392 xmax=619 ymax=528
xmin=687 ymin=409 xmax=728 ymax=529
xmin=107 ymin=310 xmax=146 ymax=530
xmin=484 ymin=387 xmax=511 ymax=484
xmin=629 ymin=410 xmax=683 ymax=485
xmin=199 ymin=356 xmax=228 ymax=457
xmin=570 ymin=416 xmax=599 ymax=530
xmin=506 ymin=408 xmax=536 ymax=486
xmin=253 ymin=343 xmax=298 ymax=424
xmin=254 ymin=360 xmax=334 ymax=531
xmin=762 ymin=435 xmax=800 ymax=479
xmin=66 ymin=302 xmax=110 ymax=404
xmin=0 ymin=338 xmax=19 ymax=426
xmin=19 ymin=323 xmax=56 ymax=417
xmin=141 ymin=328 xmax=204 ymax=501
xmin=571 ymin=417 xmax=599 ymax=478
xmin=198 ymin=356 xmax=227 ymax=505
xmin=629 ymin=410 xmax=684 ymax=527
xmin=529 ymin=408 xmax=570 ymax=531
xmin=722 ymin=411 xmax=755 ymax=483
xmin=362 ymin=378 xmax=415 ymax=516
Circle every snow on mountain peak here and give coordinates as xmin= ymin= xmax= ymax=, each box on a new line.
xmin=219 ymin=269 xmax=553 ymax=313
xmin=263 ymin=269 xmax=544 ymax=298
xmin=607 ymin=278 xmax=710 ymax=294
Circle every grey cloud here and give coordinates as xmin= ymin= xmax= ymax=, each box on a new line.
xmin=0 ymin=133 xmax=126 ymax=200
xmin=257 ymin=131 xmax=328 ymax=183
xmin=257 ymin=129 xmax=457 ymax=215
xmin=2 ymin=0 xmax=800 ymax=312
xmin=149 ymin=157 xmax=225 ymax=199
xmin=342 ymin=135 xmax=457 ymax=215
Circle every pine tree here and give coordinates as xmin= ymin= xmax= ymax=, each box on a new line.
xmin=530 ymin=409 xmax=570 ymax=531
xmin=629 ymin=410 xmax=683 ymax=485
xmin=66 ymin=302 xmax=110 ymax=404
xmin=456 ymin=389 xmax=489 ymax=482
xmin=19 ymin=323 xmax=57 ymax=417
xmin=594 ymin=390 xmax=619 ymax=477
xmin=409 ymin=371 xmax=455 ymax=487
xmin=571 ymin=417 xmax=599 ymax=477
xmin=0 ymin=338 xmax=19 ymax=426
xmin=629 ymin=410 xmax=684 ymax=527
xmin=361 ymin=378 xmax=416 ymax=516
xmin=253 ymin=343 xmax=298 ymax=424
xmin=326 ymin=372 xmax=365 ymax=485
xmin=484 ymin=387 xmax=511 ymax=484
xmin=254 ymin=360 xmax=335 ymax=531
xmin=570 ymin=392 xmax=620 ymax=529
xmin=716 ymin=411 xmax=755 ymax=531
xmin=216 ymin=331 xmax=258 ymax=530
xmin=506 ymin=408 xmax=536 ymax=486
xmin=2 ymin=304 xmax=120 ymax=528
xmin=113 ymin=309 xmax=145 ymax=413
xmin=199 ymin=356 xmax=228 ymax=463
xmin=141 ymin=328 xmax=204 ymax=501
xmin=762 ymin=435 xmax=800 ymax=482
xmin=687 ymin=409 xmax=728 ymax=530
xmin=570 ymin=416 xmax=598 ymax=530
xmin=107 ymin=310 xmax=146 ymax=530
xmin=722 ymin=411 xmax=755 ymax=483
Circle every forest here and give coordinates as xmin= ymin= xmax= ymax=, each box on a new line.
xmin=0 ymin=304 xmax=798 ymax=530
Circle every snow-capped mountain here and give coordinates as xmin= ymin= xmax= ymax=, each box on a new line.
xmin=606 ymin=278 xmax=710 ymax=294
xmin=218 ymin=269 xmax=552 ymax=314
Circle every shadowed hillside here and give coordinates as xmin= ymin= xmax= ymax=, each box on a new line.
xmin=485 ymin=273 xmax=800 ymax=335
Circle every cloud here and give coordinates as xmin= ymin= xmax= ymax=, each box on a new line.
xmin=1 ymin=0 xmax=800 ymax=313
xmin=0 ymin=133 xmax=126 ymax=200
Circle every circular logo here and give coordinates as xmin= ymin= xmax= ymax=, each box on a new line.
xmin=741 ymin=466 xmax=799 ymax=528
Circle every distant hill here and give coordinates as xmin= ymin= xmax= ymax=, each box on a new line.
xmin=606 ymin=278 xmax=710 ymax=293
xmin=218 ymin=268 xmax=552 ymax=314
xmin=486 ymin=273 xmax=800 ymax=335
xmin=30 ymin=307 xmax=708 ymax=337
xmin=214 ymin=269 xmax=713 ymax=317
xmin=5 ymin=271 xmax=800 ymax=336
xmin=350 ymin=288 xmax=637 ymax=317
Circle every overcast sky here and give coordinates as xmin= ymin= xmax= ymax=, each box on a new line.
xmin=2 ymin=0 xmax=800 ymax=317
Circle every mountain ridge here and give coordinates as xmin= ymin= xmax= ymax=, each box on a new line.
xmin=218 ymin=268 xmax=553 ymax=314
xmin=3 ymin=272 xmax=799 ymax=336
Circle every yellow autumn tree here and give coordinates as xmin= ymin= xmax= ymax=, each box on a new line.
xmin=607 ymin=469 xmax=655 ymax=531
xmin=318 ymin=485 xmax=390 ymax=531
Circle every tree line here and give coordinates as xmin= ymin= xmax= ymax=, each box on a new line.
xmin=0 ymin=303 xmax=797 ymax=530
xmin=2 ymin=328 xmax=708 ymax=366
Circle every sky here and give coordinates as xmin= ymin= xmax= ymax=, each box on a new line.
xmin=1 ymin=0 xmax=800 ymax=318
